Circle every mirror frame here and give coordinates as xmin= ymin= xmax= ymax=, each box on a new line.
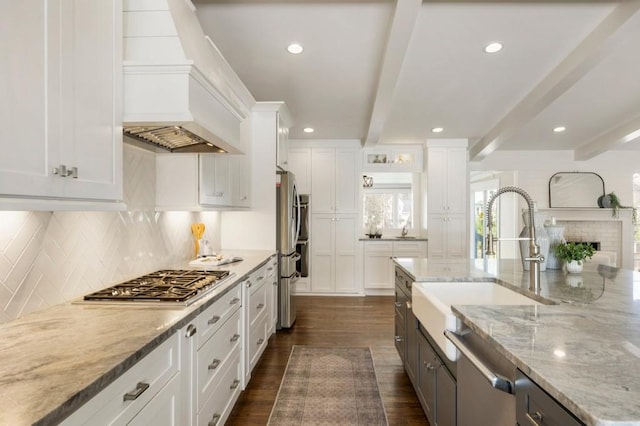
xmin=548 ymin=171 xmax=605 ymax=208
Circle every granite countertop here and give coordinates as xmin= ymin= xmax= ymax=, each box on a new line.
xmin=393 ymin=257 xmax=640 ymax=425
xmin=359 ymin=236 xmax=428 ymax=241
xmin=0 ymin=250 xmax=276 ymax=426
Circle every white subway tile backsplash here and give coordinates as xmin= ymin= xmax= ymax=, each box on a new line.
xmin=0 ymin=145 xmax=222 ymax=324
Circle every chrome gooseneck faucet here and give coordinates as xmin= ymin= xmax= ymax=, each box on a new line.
xmin=485 ymin=186 xmax=544 ymax=295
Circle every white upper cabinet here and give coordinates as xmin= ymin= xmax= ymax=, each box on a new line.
xmin=0 ymin=0 xmax=123 ymax=208
xmin=362 ymin=145 xmax=423 ymax=172
xmin=311 ymin=148 xmax=359 ymax=214
xmin=287 ymin=148 xmax=311 ymax=195
xmin=200 ymin=154 xmax=232 ymax=206
xmin=156 ymin=153 xmax=249 ymax=210
xmin=276 ymin=115 xmax=290 ymax=170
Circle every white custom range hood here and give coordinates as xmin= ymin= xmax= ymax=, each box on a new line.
xmin=123 ymin=0 xmax=254 ymax=153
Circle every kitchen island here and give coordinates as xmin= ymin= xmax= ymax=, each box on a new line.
xmin=394 ymin=257 xmax=640 ymax=426
xmin=0 ymin=250 xmax=276 ymax=425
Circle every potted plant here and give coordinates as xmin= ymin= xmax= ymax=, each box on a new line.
xmin=598 ymin=192 xmax=637 ymax=223
xmin=554 ymin=242 xmax=595 ymax=273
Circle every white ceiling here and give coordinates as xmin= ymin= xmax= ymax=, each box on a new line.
xmin=193 ymin=0 xmax=640 ymax=160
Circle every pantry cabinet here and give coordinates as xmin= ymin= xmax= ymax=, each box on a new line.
xmin=311 ymin=214 xmax=358 ymax=293
xmin=311 ymin=148 xmax=359 ymax=214
xmin=0 ymin=0 xmax=122 ymax=207
xmin=426 ymin=140 xmax=468 ymax=259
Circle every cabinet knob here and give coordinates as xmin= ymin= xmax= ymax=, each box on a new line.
xmin=230 ymin=333 xmax=241 ymax=343
xmin=395 ymin=336 xmax=403 ymax=342
xmin=256 ymin=303 xmax=264 ymax=310
xmin=257 ymin=338 xmax=264 ymax=345
xmin=208 ymin=358 xmax=221 ymax=370
xmin=424 ymin=362 xmax=435 ymax=371
xmin=230 ymin=379 xmax=241 ymax=390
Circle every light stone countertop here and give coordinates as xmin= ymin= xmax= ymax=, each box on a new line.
xmin=0 ymin=249 xmax=276 ymax=426
xmin=359 ymin=236 xmax=428 ymax=242
xmin=394 ymin=257 xmax=640 ymax=426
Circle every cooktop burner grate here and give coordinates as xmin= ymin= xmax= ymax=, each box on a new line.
xmin=83 ymin=269 xmax=231 ymax=303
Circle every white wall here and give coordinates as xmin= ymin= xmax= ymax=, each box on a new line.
xmin=471 ymin=150 xmax=640 ymax=207
xmin=0 ymin=144 xmax=221 ymax=324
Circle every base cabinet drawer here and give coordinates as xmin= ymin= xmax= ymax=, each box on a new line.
xmin=128 ymin=372 xmax=182 ymax=426
xmin=197 ymin=353 xmax=242 ymax=426
xmin=196 ymin=309 xmax=241 ymax=411
xmin=197 ymin=286 xmax=242 ymax=348
xmin=516 ymin=370 xmax=583 ymax=426
xmin=61 ymin=334 xmax=180 ymax=425
xmin=249 ymin=313 xmax=269 ymax=371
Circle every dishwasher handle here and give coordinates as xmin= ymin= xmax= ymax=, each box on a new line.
xmin=444 ymin=330 xmax=514 ymax=394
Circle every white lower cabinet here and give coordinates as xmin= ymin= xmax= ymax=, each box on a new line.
xmin=311 ymin=214 xmax=358 ymax=293
xmin=241 ymin=257 xmax=276 ymax=387
xmin=363 ymin=241 xmax=427 ymax=292
xmin=60 ymin=334 xmax=182 ymax=425
xmin=62 ymin=258 xmax=278 ymax=426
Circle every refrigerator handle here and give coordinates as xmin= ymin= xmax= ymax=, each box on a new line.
xmin=294 ymin=182 xmax=301 ymax=243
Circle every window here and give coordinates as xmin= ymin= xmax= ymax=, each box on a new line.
xmin=362 ymin=173 xmax=414 ymax=232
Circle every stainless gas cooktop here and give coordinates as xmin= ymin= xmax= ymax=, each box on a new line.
xmin=83 ymin=269 xmax=232 ymax=305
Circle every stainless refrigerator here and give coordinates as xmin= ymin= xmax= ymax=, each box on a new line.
xmin=276 ymin=171 xmax=301 ymax=328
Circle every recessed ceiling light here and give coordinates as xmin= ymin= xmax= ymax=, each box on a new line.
xmin=553 ymin=126 xmax=566 ymax=133
xmin=287 ymin=43 xmax=304 ymax=54
xmin=431 ymin=127 xmax=444 ymax=133
xmin=484 ymin=42 xmax=503 ymax=54
xmin=303 ymin=127 xmax=314 ymax=133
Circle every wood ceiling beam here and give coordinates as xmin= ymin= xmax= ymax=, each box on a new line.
xmin=363 ymin=0 xmax=422 ymax=147
xmin=574 ymin=113 xmax=640 ymax=160
xmin=469 ymin=0 xmax=640 ymax=161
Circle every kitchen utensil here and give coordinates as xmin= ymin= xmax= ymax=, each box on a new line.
xmin=191 ymin=223 xmax=205 ymax=257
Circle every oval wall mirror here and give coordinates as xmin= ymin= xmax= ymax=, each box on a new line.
xmin=549 ymin=172 xmax=605 ymax=208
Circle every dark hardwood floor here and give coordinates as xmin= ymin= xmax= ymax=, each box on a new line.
xmin=226 ymin=296 xmax=430 ymax=426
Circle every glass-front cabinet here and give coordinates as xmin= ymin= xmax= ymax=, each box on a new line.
xmin=362 ymin=145 xmax=423 ymax=172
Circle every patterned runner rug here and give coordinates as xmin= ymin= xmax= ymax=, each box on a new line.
xmin=268 ymin=346 xmax=388 ymax=426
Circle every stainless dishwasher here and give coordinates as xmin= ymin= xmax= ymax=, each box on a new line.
xmin=445 ymin=328 xmax=517 ymax=426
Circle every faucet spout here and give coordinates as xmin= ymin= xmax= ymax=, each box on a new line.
xmin=485 ymin=186 xmax=543 ymax=295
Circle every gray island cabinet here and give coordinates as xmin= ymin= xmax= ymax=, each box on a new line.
xmin=393 ymin=257 xmax=640 ymax=426
xmin=394 ymin=265 xmax=456 ymax=426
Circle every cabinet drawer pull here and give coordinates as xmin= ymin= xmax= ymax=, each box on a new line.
xmin=267 ymin=267 xmax=274 ymax=272
xmin=123 ymin=382 xmax=149 ymax=401
xmin=208 ymin=413 xmax=221 ymax=426
xmin=230 ymin=297 xmax=240 ymax=305
xmin=394 ymin=302 xmax=402 ymax=308
xmin=185 ymin=324 xmax=197 ymax=338
xmin=526 ymin=411 xmax=544 ymax=425
xmin=208 ymin=315 xmax=221 ymax=325
xmin=230 ymin=379 xmax=240 ymax=390
xmin=395 ymin=336 xmax=403 ymax=343
xmin=208 ymin=358 xmax=221 ymax=370
xmin=256 ymin=303 xmax=264 ymax=310
xmin=230 ymin=333 xmax=240 ymax=343
xmin=424 ymin=362 xmax=435 ymax=371
xmin=257 ymin=338 xmax=264 ymax=345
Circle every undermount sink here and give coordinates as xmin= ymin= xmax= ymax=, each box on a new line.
xmin=395 ymin=236 xmax=416 ymax=239
xmin=412 ymin=281 xmax=540 ymax=361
